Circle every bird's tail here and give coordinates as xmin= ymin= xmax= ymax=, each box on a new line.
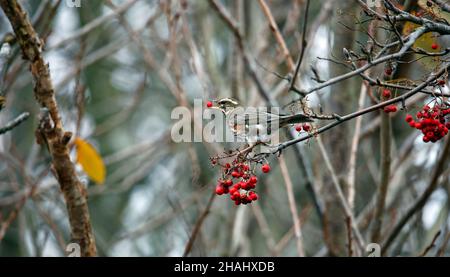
xmin=279 ymin=113 xmax=314 ymax=126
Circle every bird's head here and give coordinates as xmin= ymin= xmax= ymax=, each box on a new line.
xmin=209 ymin=97 xmax=240 ymax=114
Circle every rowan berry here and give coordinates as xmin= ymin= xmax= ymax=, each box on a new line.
xmin=405 ymin=114 xmax=413 ymax=123
xmin=406 ymin=103 xmax=450 ymax=143
xmin=216 ymin=185 xmax=225 ymax=195
xmin=231 ymin=171 xmax=240 ymax=178
xmin=384 ymin=105 xmax=397 ymax=113
xmin=302 ymin=124 xmax=311 ymax=132
xmin=249 ymin=192 xmax=258 ymax=201
xmin=262 ymin=164 xmax=271 ymax=173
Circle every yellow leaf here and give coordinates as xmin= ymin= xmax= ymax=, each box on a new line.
xmin=402 ymin=19 xmax=440 ymax=70
xmin=74 ymin=137 xmax=106 ymax=184
xmin=417 ymin=0 xmax=450 ymax=23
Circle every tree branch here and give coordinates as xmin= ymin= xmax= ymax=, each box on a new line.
xmin=0 ymin=112 xmax=29 ymax=135
xmin=0 ymin=0 xmax=96 ymax=256
xmin=382 ymin=135 xmax=450 ymax=255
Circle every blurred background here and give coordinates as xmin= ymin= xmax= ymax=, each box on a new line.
xmin=0 ymin=0 xmax=449 ymax=257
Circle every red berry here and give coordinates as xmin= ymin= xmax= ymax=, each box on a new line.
xmin=241 ymin=182 xmax=249 ymax=190
xmin=438 ymin=80 xmax=446 ymax=86
xmin=224 ymin=179 xmax=233 ymax=187
xmin=216 ymin=186 xmax=225 ymax=195
xmin=407 ymin=103 xmax=450 ymax=143
xmin=249 ymin=176 xmax=258 ymax=184
xmin=405 ymin=114 xmax=413 ymax=123
xmin=384 ymin=105 xmax=397 ymax=113
xmin=206 ymin=101 xmax=213 ymax=108
xmin=295 ymin=124 xmax=302 ymax=132
xmin=385 ymin=68 xmax=392 ymax=76
xmin=231 ymin=171 xmax=240 ymax=178
xmin=302 ymin=124 xmax=311 ymax=132
xmin=431 ymin=43 xmax=439 ymax=50
xmin=229 ymin=187 xmax=237 ymax=195
xmin=382 ymin=89 xmax=392 ymax=98
xmin=249 ymin=192 xmax=258 ymax=201
xmin=261 ymin=164 xmax=271 ymax=173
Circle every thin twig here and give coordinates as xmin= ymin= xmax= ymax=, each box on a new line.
xmin=371 ymin=74 xmax=394 ymax=243
xmin=436 ymin=231 xmax=450 ymax=257
xmin=420 ymin=230 xmax=441 ymax=257
xmin=209 ymin=0 xmax=273 ymax=105
xmin=277 ymin=62 xmax=450 ymax=152
xmin=316 ymin=136 xmax=366 ymax=254
xmin=183 ymin=191 xmax=216 ymax=257
xmin=347 ymin=82 xmax=368 ymax=211
xmin=251 ymin=202 xmax=276 ymax=254
xmin=382 ymin=136 xmax=450 ymax=254
xmin=288 ymin=0 xmax=310 ymax=95
xmin=278 ymin=155 xmax=305 ymax=257
xmin=257 ymin=0 xmax=295 ymax=69
xmin=0 ymin=112 xmax=29 ymax=135
xmin=346 ymin=216 xmax=353 ymax=257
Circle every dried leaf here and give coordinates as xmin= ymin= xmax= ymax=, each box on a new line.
xmin=403 ymin=19 xmax=440 ymax=70
xmin=74 ymin=137 xmax=106 ymax=184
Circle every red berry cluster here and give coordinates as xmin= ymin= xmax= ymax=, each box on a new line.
xmin=294 ymin=123 xmax=311 ymax=133
xmin=213 ymin=159 xmax=271 ymax=205
xmin=381 ymin=89 xmax=398 ymax=114
xmin=384 ymin=105 xmax=398 ymax=114
xmin=405 ymin=104 xmax=450 ymax=143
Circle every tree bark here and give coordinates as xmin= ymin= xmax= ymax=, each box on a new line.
xmin=0 ymin=0 xmax=97 ymax=257
xmin=321 ymin=0 xmax=358 ymax=256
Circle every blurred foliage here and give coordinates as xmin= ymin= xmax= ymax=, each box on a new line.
xmin=0 ymin=0 xmax=449 ymax=257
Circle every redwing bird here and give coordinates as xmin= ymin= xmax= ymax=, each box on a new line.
xmin=209 ymin=98 xmax=313 ymax=142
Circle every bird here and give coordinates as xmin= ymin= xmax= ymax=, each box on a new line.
xmin=208 ymin=97 xmax=313 ymax=143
